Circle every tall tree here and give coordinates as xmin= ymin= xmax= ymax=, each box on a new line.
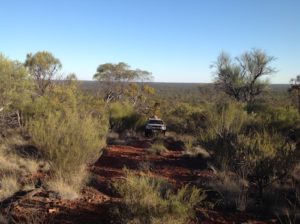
xmin=93 ymin=62 xmax=152 ymax=104
xmin=212 ymin=49 xmax=276 ymax=103
xmin=289 ymin=75 xmax=300 ymax=114
xmin=0 ymin=54 xmax=31 ymax=113
xmin=25 ymin=51 xmax=62 ymax=95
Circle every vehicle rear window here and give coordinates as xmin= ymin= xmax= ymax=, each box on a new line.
xmin=148 ymin=120 xmax=163 ymax=125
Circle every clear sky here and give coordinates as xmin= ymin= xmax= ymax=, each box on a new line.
xmin=0 ymin=0 xmax=299 ymax=83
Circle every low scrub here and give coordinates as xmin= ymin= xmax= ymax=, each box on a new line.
xmin=28 ymin=109 xmax=106 ymax=199
xmin=0 ymin=174 xmax=20 ymax=201
xmin=197 ymin=100 xmax=251 ymax=167
xmin=47 ymin=165 xmax=88 ymax=200
xmin=163 ymin=103 xmax=205 ymax=135
xmin=109 ymin=101 xmax=147 ymax=135
xmin=209 ymin=169 xmax=249 ymax=211
xmin=148 ymin=141 xmax=168 ymax=155
xmin=237 ymin=131 xmax=296 ymax=198
xmin=0 ymin=134 xmax=41 ymax=201
xmin=113 ymin=169 xmax=205 ymax=224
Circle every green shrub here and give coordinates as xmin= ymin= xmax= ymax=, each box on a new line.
xmin=0 ymin=54 xmax=32 ymax=114
xmin=28 ymin=107 xmax=106 ymax=198
xmin=237 ymin=131 xmax=296 ymax=198
xmin=113 ymin=169 xmax=205 ymax=224
xmin=246 ymin=101 xmax=300 ymax=133
xmin=28 ymin=110 xmax=104 ymax=172
xmin=109 ymin=101 xmax=147 ymax=134
xmin=197 ymin=100 xmax=251 ymax=167
xmin=163 ymin=103 xmax=205 ymax=135
xmin=23 ymin=81 xmax=108 ymax=199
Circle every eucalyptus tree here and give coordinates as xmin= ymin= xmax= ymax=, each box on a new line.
xmin=25 ymin=51 xmax=62 ymax=95
xmin=212 ymin=49 xmax=276 ymax=103
xmin=93 ymin=62 xmax=152 ymax=104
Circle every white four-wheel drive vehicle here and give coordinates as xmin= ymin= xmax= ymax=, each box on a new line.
xmin=144 ymin=118 xmax=166 ymax=137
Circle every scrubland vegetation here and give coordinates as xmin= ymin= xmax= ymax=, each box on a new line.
xmin=0 ymin=49 xmax=299 ymax=223
xmin=112 ymin=168 xmax=206 ymax=224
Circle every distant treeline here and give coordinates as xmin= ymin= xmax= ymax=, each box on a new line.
xmin=79 ymin=81 xmax=289 ymax=93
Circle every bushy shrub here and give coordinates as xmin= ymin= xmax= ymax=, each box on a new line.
xmin=163 ymin=103 xmax=205 ymax=135
xmin=197 ymin=100 xmax=251 ymax=167
xmin=209 ymin=169 xmax=249 ymax=211
xmin=109 ymin=101 xmax=147 ymax=134
xmin=237 ymin=131 xmax=296 ymax=198
xmin=0 ymin=54 xmax=32 ymax=114
xmin=113 ymin=169 xmax=205 ymax=224
xmin=27 ymin=83 xmax=108 ymax=199
xmin=28 ymin=109 xmax=105 ymax=198
xmin=246 ymin=101 xmax=300 ymax=133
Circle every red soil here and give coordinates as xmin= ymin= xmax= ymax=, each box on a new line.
xmin=1 ymin=142 xmax=278 ymax=224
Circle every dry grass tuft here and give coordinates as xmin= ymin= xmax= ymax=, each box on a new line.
xmin=47 ymin=165 xmax=88 ymax=200
xmin=0 ymin=131 xmax=42 ymax=202
xmin=0 ymin=174 xmax=20 ymax=200
xmin=184 ymin=146 xmax=211 ymax=158
xmin=113 ymin=168 xmax=205 ymax=224
xmin=148 ymin=140 xmax=168 ymax=155
xmin=209 ymin=169 xmax=249 ymax=211
xmin=47 ymin=178 xmax=79 ymax=200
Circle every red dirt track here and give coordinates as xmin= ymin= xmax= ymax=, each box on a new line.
xmin=1 ymin=142 xmax=277 ymax=224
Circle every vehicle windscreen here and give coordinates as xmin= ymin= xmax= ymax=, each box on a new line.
xmin=148 ymin=120 xmax=163 ymax=125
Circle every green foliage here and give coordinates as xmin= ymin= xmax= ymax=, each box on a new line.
xmin=237 ymin=131 xmax=296 ymax=197
xmin=209 ymin=169 xmax=249 ymax=211
xmin=93 ymin=62 xmax=152 ymax=103
xmin=0 ymin=54 xmax=32 ymax=112
xmin=27 ymin=83 xmax=108 ymax=198
xmin=109 ymin=101 xmax=147 ymax=134
xmin=248 ymin=103 xmax=300 ymax=132
xmin=202 ymin=100 xmax=249 ymax=139
xmin=113 ymin=169 xmax=205 ymax=224
xmin=126 ymin=83 xmax=156 ymax=115
xmin=25 ymin=51 xmax=62 ymax=95
xmin=197 ymin=100 xmax=251 ymax=166
xmin=28 ymin=109 xmax=104 ymax=174
xmin=289 ymin=75 xmax=300 ymax=115
xmin=94 ymin=63 xmax=152 ymax=85
xmin=164 ymin=103 xmax=205 ymax=135
xmin=212 ymin=49 xmax=276 ymax=102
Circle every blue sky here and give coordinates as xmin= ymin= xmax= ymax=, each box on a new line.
xmin=0 ymin=0 xmax=299 ymax=83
